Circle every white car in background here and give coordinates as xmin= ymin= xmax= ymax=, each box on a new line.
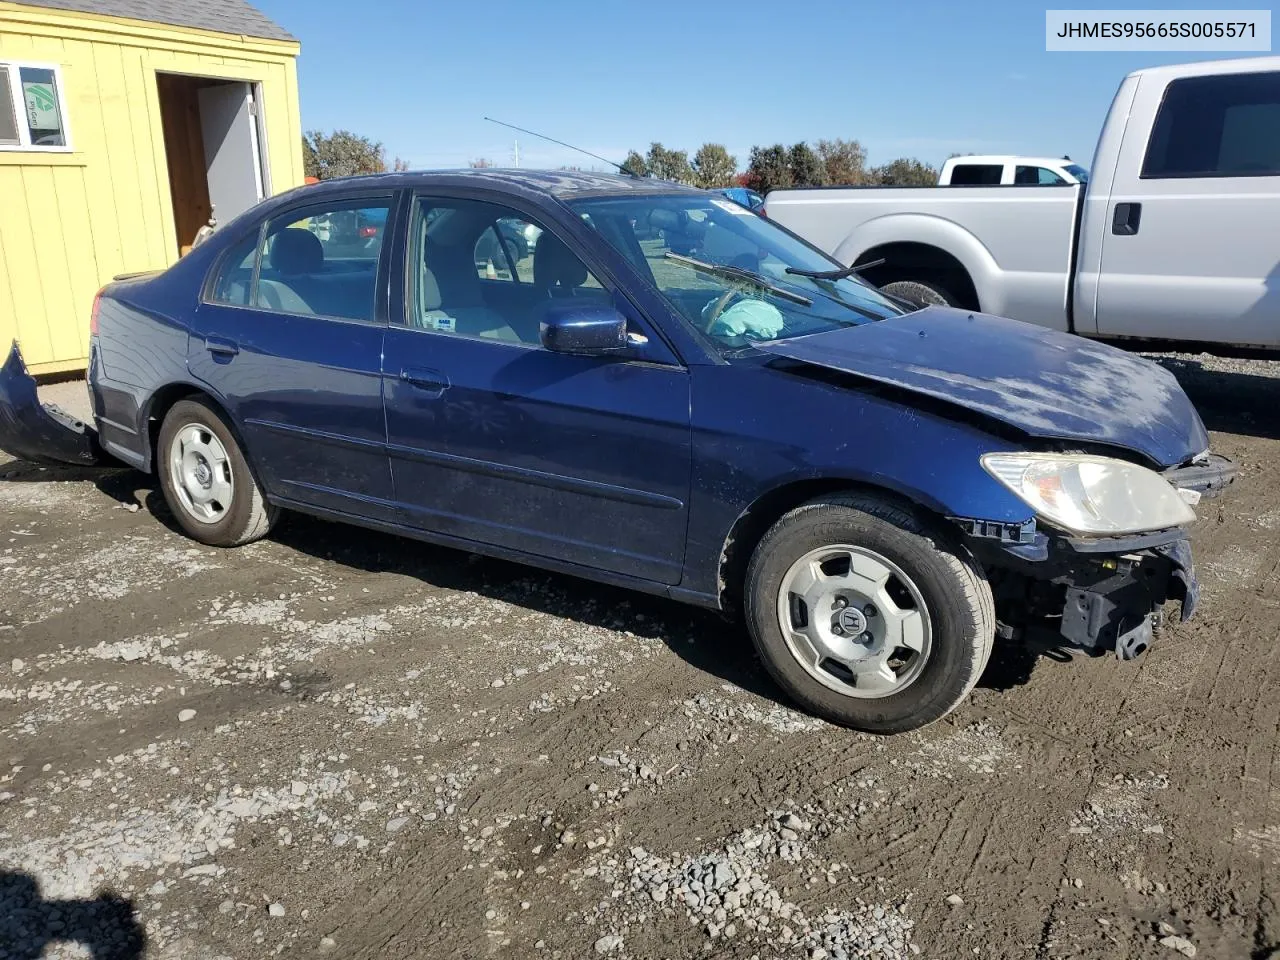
xmin=939 ymin=155 xmax=1089 ymax=186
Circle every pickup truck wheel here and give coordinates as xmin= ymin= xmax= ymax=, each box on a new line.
xmin=157 ymin=399 xmax=277 ymax=547
xmin=745 ymin=493 xmax=993 ymax=734
xmin=879 ymin=280 xmax=957 ymax=308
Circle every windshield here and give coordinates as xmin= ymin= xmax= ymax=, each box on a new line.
xmin=567 ymin=193 xmax=904 ymax=349
xmin=1065 ymin=163 xmax=1089 ymax=182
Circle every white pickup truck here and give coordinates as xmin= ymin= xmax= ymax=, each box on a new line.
xmin=766 ymin=56 xmax=1280 ymax=350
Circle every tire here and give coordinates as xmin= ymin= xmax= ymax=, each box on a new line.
xmin=157 ymin=398 xmax=277 ymax=547
xmin=879 ymin=279 xmax=959 ymax=309
xmin=744 ymin=493 xmax=994 ymax=734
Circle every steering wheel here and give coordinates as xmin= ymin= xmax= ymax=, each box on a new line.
xmin=703 ymin=287 xmax=746 ymax=333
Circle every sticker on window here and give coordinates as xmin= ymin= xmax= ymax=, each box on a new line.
xmin=427 ymin=315 xmax=456 ymax=333
xmin=710 ymin=198 xmax=755 ymax=215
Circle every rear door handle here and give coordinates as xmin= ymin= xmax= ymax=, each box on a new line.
xmin=400 ymin=367 xmax=449 ymax=398
xmin=205 ymin=336 xmax=240 ymax=358
xmin=1112 ymin=202 xmax=1142 ymax=236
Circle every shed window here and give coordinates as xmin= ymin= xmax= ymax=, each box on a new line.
xmin=0 ymin=61 xmax=70 ymax=151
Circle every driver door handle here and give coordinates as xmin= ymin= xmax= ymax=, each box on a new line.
xmin=401 ymin=367 xmax=449 ymax=398
xmin=1112 ymin=202 xmax=1142 ymax=236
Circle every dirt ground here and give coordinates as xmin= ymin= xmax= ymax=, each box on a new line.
xmin=1 ymin=355 xmax=1278 ymax=960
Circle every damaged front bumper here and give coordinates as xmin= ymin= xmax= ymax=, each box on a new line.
xmin=956 ymin=450 xmax=1235 ymax=659
xmin=961 ymin=521 xmax=1201 ymax=661
xmin=0 ymin=341 xmax=110 ymax=467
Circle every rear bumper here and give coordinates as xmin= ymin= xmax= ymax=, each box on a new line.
xmin=0 ymin=341 xmax=111 ymax=467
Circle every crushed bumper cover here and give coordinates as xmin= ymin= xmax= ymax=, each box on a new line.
xmin=1163 ymin=454 xmax=1237 ymax=500
xmin=0 ymin=341 xmax=109 ymax=467
xmin=966 ymin=523 xmax=1199 ymax=660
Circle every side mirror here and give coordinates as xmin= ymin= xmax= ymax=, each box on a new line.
xmin=539 ymin=302 xmax=629 ymax=356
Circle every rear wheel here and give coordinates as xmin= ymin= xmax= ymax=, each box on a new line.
xmin=157 ymin=398 xmax=276 ymax=547
xmin=880 ymin=279 xmax=958 ymax=309
xmin=744 ymin=493 xmax=994 ymax=734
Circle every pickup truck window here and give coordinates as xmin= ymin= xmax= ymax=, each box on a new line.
xmin=569 ymin=193 xmax=903 ymax=348
xmin=1016 ymin=165 xmax=1068 ymax=186
xmin=1143 ymin=71 xmax=1280 ymax=179
xmin=949 ymin=164 xmax=1002 ymax=185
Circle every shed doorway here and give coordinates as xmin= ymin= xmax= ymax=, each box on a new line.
xmin=156 ymin=73 xmax=269 ymax=254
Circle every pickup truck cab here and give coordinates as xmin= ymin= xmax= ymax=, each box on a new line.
xmin=766 ymin=56 xmax=1280 ymax=350
xmin=939 ymin=155 xmax=1088 ymax=186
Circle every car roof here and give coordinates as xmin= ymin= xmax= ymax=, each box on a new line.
xmin=1126 ymin=54 xmax=1280 ymax=82
xmin=944 ymin=155 xmax=1074 ymax=167
xmin=283 ymin=168 xmax=704 ymax=202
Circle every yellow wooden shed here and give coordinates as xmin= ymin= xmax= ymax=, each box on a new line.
xmin=0 ymin=0 xmax=303 ymax=375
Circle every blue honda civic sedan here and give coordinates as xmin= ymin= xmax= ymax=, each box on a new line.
xmin=0 ymin=170 xmax=1235 ymax=733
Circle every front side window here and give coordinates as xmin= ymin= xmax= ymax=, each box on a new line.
xmin=1143 ymin=71 xmax=1280 ymax=178
xmin=205 ymin=198 xmax=391 ymax=321
xmin=0 ymin=62 xmax=69 ymax=150
xmin=569 ymin=193 xmax=903 ymax=350
xmin=1015 ymin=165 xmax=1068 ymax=185
xmin=405 ymin=197 xmax=607 ymax=345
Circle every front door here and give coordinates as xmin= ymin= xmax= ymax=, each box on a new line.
xmin=1093 ymin=68 xmax=1280 ymax=347
xmin=190 ymin=192 xmax=397 ymax=519
xmin=382 ymin=194 xmax=692 ymax=584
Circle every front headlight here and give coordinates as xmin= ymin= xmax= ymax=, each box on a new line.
xmin=981 ymin=452 xmax=1195 ymax=537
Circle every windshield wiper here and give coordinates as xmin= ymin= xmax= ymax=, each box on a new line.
xmin=784 ymin=257 xmax=886 ymax=280
xmin=665 ymin=252 xmax=812 ymax=306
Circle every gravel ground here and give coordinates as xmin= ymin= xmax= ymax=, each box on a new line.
xmin=1 ymin=353 xmax=1278 ymax=959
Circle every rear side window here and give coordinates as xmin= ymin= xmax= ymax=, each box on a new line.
xmin=205 ymin=198 xmax=392 ymax=322
xmin=1143 ymin=71 xmax=1280 ymax=178
xmin=949 ymin=164 xmax=1002 ymax=185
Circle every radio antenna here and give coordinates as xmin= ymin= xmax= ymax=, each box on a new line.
xmin=483 ymin=117 xmax=642 ymax=178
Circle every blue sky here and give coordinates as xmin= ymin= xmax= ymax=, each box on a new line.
xmin=255 ymin=0 xmax=1268 ymax=172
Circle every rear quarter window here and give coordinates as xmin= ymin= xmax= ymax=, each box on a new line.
xmin=208 ymin=230 xmax=260 ymax=306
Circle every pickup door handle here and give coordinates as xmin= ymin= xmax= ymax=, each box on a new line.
xmin=400 ymin=367 xmax=449 ymax=398
xmin=1112 ymin=202 xmax=1142 ymax=236
xmin=204 ymin=336 xmax=240 ymax=358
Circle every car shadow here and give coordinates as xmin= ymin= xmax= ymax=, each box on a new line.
xmin=264 ymin=509 xmax=794 ymax=708
xmin=1151 ymin=354 xmax=1280 ymax=441
xmin=0 ymin=871 xmax=146 ymax=960
xmin=4 ymin=461 xmax=1043 ymax=711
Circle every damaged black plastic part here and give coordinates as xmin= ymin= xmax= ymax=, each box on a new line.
xmin=971 ymin=530 xmax=1195 ymax=660
xmin=1163 ymin=454 xmax=1237 ymax=499
xmin=0 ymin=341 xmax=109 ymax=467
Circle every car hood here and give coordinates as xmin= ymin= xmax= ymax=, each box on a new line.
xmin=757 ymin=307 xmax=1208 ymax=468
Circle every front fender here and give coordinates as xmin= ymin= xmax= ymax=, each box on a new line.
xmin=0 ymin=342 xmax=114 ymax=467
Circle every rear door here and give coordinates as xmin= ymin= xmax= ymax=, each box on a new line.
xmin=1093 ymin=67 xmax=1280 ymax=346
xmin=191 ymin=191 xmax=398 ymax=519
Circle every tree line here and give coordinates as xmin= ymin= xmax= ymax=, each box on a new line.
xmin=301 ymin=129 xmax=940 ymax=193
xmin=621 ymin=140 xmax=938 ymax=193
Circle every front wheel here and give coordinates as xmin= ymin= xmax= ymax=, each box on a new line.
xmin=744 ymin=493 xmax=994 ymax=734
xmin=157 ymin=398 xmax=277 ymax=547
